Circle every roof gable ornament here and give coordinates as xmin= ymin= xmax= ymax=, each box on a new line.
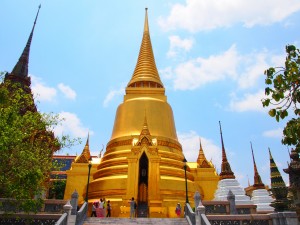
xmin=75 ymin=133 xmax=91 ymax=163
xmin=134 ymin=113 xmax=153 ymax=146
xmin=197 ymin=138 xmax=212 ymax=168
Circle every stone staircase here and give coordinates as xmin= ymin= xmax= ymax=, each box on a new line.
xmin=84 ymin=217 xmax=189 ymax=225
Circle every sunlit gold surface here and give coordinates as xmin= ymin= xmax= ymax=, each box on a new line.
xmin=111 ymin=96 xmax=178 ymax=141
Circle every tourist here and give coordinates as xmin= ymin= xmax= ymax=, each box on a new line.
xmin=175 ymin=203 xmax=181 ymax=217
xmin=95 ymin=202 xmax=102 ymax=217
xmin=128 ymin=197 xmax=136 ymax=219
xmin=97 ymin=198 xmax=105 ymax=217
xmin=103 ymin=197 xmax=107 ymax=216
xmin=99 ymin=198 xmax=104 ymax=209
xmin=106 ymin=200 xmax=111 ymax=217
xmin=91 ymin=202 xmax=97 ymax=217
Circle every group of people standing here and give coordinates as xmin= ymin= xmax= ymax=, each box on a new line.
xmin=90 ymin=197 xmax=181 ymax=218
xmin=91 ymin=198 xmax=112 ymax=218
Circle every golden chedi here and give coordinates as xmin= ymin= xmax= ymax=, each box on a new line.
xmin=64 ymin=8 xmax=219 ymax=218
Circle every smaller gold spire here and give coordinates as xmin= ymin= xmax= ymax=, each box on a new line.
xmin=75 ymin=133 xmax=91 ymax=163
xmin=197 ymin=138 xmax=212 ymax=168
xmin=140 ymin=111 xmax=150 ymax=136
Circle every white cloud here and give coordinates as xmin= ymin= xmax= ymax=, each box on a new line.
xmin=229 ymin=89 xmax=266 ymax=112
xmin=158 ymin=0 xmax=300 ymax=32
xmin=103 ymin=87 xmax=125 ymax=107
xmin=58 ymin=83 xmax=77 ymax=100
xmin=173 ymin=45 xmax=239 ymax=90
xmin=169 ymin=46 xmax=285 ymax=91
xmin=31 ymin=75 xmax=79 ymax=102
xmin=31 ymin=75 xmax=57 ymax=102
xmin=53 ymin=111 xmax=91 ymax=138
xmin=263 ymin=128 xmax=283 ymax=138
xmin=237 ymin=52 xmax=268 ymax=89
xmin=237 ymin=50 xmax=286 ymax=89
xmin=167 ymin=35 xmax=194 ymax=58
xmin=178 ymin=130 xmax=221 ymax=171
xmin=160 ymin=67 xmax=173 ymax=80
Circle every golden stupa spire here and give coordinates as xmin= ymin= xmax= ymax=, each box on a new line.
xmin=219 ymin=121 xmax=235 ymax=179
xmin=250 ymin=142 xmax=265 ymax=189
xmin=75 ymin=133 xmax=91 ymax=163
xmin=197 ymin=138 xmax=212 ymax=168
xmin=127 ymin=8 xmax=164 ymax=89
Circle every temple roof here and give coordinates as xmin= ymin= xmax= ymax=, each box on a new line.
xmin=5 ymin=5 xmax=41 ymax=86
xmin=197 ymin=138 xmax=213 ymax=168
xmin=250 ymin=142 xmax=265 ymax=189
xmin=126 ymin=8 xmax=164 ymax=89
xmin=218 ymin=121 xmax=235 ymax=179
xmin=75 ymin=133 xmax=91 ymax=163
xmin=269 ymin=148 xmax=286 ymax=189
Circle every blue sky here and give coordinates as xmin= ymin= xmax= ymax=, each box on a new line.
xmin=1 ymin=0 xmax=300 ymax=189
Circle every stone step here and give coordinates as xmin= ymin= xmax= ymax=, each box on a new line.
xmin=84 ymin=217 xmax=189 ymax=225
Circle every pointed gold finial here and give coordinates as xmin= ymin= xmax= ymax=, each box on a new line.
xmin=126 ymin=8 xmax=164 ymax=89
xmin=75 ymin=133 xmax=91 ymax=163
xmin=144 ymin=8 xmax=149 ymax=33
xmin=141 ymin=110 xmax=150 ymax=136
xmin=197 ymin=138 xmax=212 ymax=168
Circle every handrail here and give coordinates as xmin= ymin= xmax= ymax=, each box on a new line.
xmin=55 ymin=212 xmax=68 ymax=225
xmin=185 ymin=203 xmax=196 ymax=225
xmin=75 ymin=202 xmax=87 ymax=225
xmin=200 ymin=213 xmax=211 ymax=225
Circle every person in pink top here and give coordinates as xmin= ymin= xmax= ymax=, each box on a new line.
xmin=175 ymin=203 xmax=181 ymax=217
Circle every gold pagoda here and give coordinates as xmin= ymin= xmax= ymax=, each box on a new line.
xmin=64 ymin=8 xmax=219 ymax=218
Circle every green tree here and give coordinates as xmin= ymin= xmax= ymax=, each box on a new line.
xmin=48 ymin=180 xmax=66 ymax=200
xmin=0 ymin=72 xmax=75 ymax=212
xmin=262 ymin=45 xmax=300 ymax=153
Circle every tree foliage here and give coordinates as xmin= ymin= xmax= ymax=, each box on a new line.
xmin=0 ymin=72 xmax=74 ymax=212
xmin=262 ymin=45 xmax=300 ymax=153
xmin=48 ymin=180 xmax=66 ymax=200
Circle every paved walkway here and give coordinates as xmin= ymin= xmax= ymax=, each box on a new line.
xmin=84 ymin=217 xmax=189 ymax=225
